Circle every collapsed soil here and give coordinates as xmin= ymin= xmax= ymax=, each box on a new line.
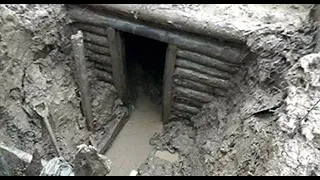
xmin=1 ymin=4 xmax=320 ymax=176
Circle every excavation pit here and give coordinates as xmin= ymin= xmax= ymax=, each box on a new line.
xmin=0 ymin=4 xmax=318 ymax=176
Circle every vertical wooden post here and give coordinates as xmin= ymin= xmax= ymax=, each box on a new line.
xmin=163 ymin=45 xmax=177 ymax=124
xmin=71 ymin=30 xmax=94 ymax=132
xmin=107 ymin=27 xmax=129 ymax=105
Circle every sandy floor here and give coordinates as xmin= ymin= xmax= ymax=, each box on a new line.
xmin=105 ymin=92 xmax=163 ymax=176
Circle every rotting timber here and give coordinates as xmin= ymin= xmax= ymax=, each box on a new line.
xmin=67 ymin=4 xmax=250 ymax=153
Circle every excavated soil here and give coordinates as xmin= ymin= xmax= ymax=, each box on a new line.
xmin=1 ymin=4 xmax=320 ymax=176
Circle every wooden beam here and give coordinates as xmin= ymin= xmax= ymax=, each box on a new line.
xmin=173 ymin=95 xmax=203 ymax=108
xmin=175 ymin=58 xmax=232 ymax=80
xmin=163 ymin=45 xmax=177 ymax=124
xmin=172 ymin=102 xmax=200 ymax=115
xmin=176 ymin=50 xmax=240 ymax=73
xmin=173 ymin=78 xmax=228 ymax=97
xmin=67 ymin=5 xmax=249 ymax=64
xmin=85 ymin=49 xmax=112 ymax=66
xmin=85 ymin=4 xmax=246 ymax=44
xmin=107 ymin=27 xmax=129 ymax=105
xmin=83 ymin=31 xmax=109 ymax=47
xmin=72 ymin=22 xmax=108 ymax=37
xmin=93 ymin=62 xmax=113 ymax=73
xmin=94 ymin=69 xmax=113 ymax=83
xmin=173 ymin=86 xmax=215 ymax=104
xmin=84 ymin=42 xmax=110 ymax=56
xmin=174 ymin=67 xmax=233 ymax=90
xmin=71 ymin=30 xmax=94 ymax=132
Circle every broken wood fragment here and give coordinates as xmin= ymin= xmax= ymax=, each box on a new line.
xmin=71 ymin=30 xmax=94 ymax=132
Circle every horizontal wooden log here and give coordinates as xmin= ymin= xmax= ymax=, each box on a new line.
xmin=85 ymin=4 xmax=246 ymax=44
xmin=93 ymin=69 xmax=113 ymax=83
xmin=173 ymin=95 xmax=203 ymax=108
xmin=82 ymin=31 xmax=108 ymax=47
xmin=177 ymin=50 xmax=240 ymax=73
xmin=84 ymin=42 xmax=110 ymax=56
xmin=176 ymin=58 xmax=232 ymax=80
xmin=85 ymin=49 xmax=112 ymax=66
xmin=173 ymin=78 xmax=228 ymax=97
xmin=174 ymin=86 xmax=215 ymax=104
xmin=172 ymin=102 xmax=200 ymax=115
xmin=93 ymin=62 xmax=113 ymax=74
xmin=67 ymin=5 xmax=248 ymax=63
xmin=72 ymin=22 xmax=108 ymax=37
xmin=174 ymin=67 xmax=233 ymax=90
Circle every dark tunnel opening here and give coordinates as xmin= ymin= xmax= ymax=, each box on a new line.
xmin=122 ymin=32 xmax=168 ymax=106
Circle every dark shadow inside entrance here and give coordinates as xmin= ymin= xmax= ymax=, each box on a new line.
xmin=122 ymin=32 xmax=168 ymax=106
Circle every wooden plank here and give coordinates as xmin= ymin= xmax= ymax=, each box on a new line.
xmin=67 ymin=5 xmax=249 ymax=64
xmin=107 ymin=27 xmax=129 ymax=105
xmin=163 ymin=44 xmax=177 ymax=124
xmin=71 ymin=30 xmax=94 ymax=132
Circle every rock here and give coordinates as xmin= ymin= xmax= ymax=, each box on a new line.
xmin=25 ymin=150 xmax=43 ymax=176
xmin=0 ymin=142 xmax=27 ymax=176
xmin=74 ymin=144 xmax=112 ymax=176
xmin=39 ymin=157 xmax=74 ymax=176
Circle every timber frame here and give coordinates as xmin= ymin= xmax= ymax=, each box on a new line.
xmin=67 ymin=4 xmax=250 ymax=124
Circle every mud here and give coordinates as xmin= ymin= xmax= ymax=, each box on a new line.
xmin=0 ymin=4 xmax=127 ymax=166
xmin=106 ymin=92 xmax=163 ymax=176
xmin=1 ymin=4 xmax=320 ymax=176
xmin=139 ymin=4 xmax=320 ymax=176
